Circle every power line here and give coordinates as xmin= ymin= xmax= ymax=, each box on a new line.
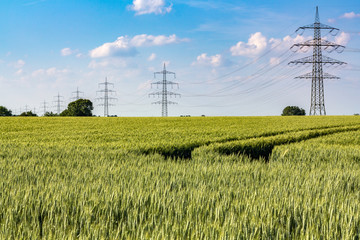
xmin=96 ymin=77 xmax=117 ymax=117
xmin=71 ymin=87 xmax=84 ymax=101
xmin=40 ymin=100 xmax=48 ymax=116
xmin=289 ymin=6 xmax=346 ymax=115
xmin=149 ymin=63 xmax=180 ymax=117
xmin=53 ymin=93 xmax=65 ymax=115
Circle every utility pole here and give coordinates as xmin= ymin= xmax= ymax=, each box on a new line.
xmin=41 ymin=100 xmax=48 ymax=116
xmin=71 ymin=87 xmax=84 ymax=101
xmin=149 ymin=63 xmax=180 ymax=117
xmin=96 ymin=77 xmax=117 ymax=117
xmin=53 ymin=93 xmax=65 ymax=115
xmin=289 ymin=6 xmax=346 ymax=115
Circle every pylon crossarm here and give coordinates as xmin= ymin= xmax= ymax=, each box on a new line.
xmin=167 ymin=101 xmax=178 ymax=105
xmin=166 ymin=92 xmax=181 ymax=97
xmin=295 ymin=72 xmax=340 ymax=79
xmin=151 ymin=82 xmax=162 ymax=87
xmin=151 ymin=101 xmax=162 ymax=105
xmin=296 ymin=23 xmax=339 ymax=31
xmin=149 ymin=92 xmax=162 ymax=97
xmin=291 ymin=39 xmax=345 ymax=53
xmin=289 ymin=55 xmax=347 ymax=66
xmin=154 ymin=71 xmax=175 ymax=76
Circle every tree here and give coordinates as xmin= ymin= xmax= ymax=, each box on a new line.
xmin=20 ymin=111 xmax=37 ymax=117
xmin=282 ymin=106 xmax=306 ymax=116
xmin=0 ymin=106 xmax=12 ymax=116
xmin=44 ymin=111 xmax=58 ymax=117
xmin=60 ymin=99 xmax=93 ymax=116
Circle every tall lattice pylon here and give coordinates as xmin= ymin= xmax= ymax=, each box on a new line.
xmin=53 ymin=93 xmax=65 ymax=115
xmin=40 ymin=100 xmax=48 ymax=116
xmin=149 ymin=63 xmax=180 ymax=117
xmin=289 ymin=6 xmax=346 ymax=115
xmin=71 ymin=87 xmax=84 ymax=101
xmin=96 ymin=77 xmax=117 ymax=117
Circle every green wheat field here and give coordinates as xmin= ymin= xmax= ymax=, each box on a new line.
xmin=1 ymin=116 xmax=360 ymax=239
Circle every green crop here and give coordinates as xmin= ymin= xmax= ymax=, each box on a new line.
xmin=0 ymin=116 xmax=360 ymax=239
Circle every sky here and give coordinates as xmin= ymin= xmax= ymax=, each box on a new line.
xmin=0 ymin=0 xmax=359 ymax=116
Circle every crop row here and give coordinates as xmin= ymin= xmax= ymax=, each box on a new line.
xmin=271 ymin=130 xmax=360 ymax=163
xmin=192 ymin=125 xmax=360 ymax=162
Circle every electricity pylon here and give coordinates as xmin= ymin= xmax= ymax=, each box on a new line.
xmin=71 ymin=87 xmax=84 ymax=101
xmin=96 ymin=77 xmax=117 ymax=117
xmin=289 ymin=6 xmax=346 ymax=115
xmin=149 ymin=63 xmax=180 ymax=117
xmin=41 ymin=100 xmax=48 ymax=116
xmin=53 ymin=93 xmax=65 ymax=114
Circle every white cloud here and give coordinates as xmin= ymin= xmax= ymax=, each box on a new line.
xmin=148 ymin=53 xmax=156 ymax=61
xmin=328 ymin=18 xmax=336 ymax=23
xmin=61 ymin=48 xmax=73 ymax=56
xmin=269 ymin=34 xmax=308 ymax=52
xmin=269 ymin=57 xmax=280 ymax=66
xmin=15 ymin=69 xmax=24 ymax=75
xmin=89 ymin=36 xmax=137 ymax=58
xmin=129 ymin=0 xmax=172 ymax=15
xmin=131 ymin=34 xmax=187 ymax=47
xmin=89 ymin=34 xmax=188 ymax=58
xmin=193 ymin=53 xmax=223 ymax=67
xmin=230 ymin=32 xmax=267 ymax=56
xmin=137 ymin=80 xmax=152 ymax=90
xmin=88 ymin=58 xmax=128 ymax=69
xmin=162 ymin=60 xmax=170 ymax=67
xmin=32 ymin=67 xmax=69 ymax=77
xmin=340 ymin=12 xmax=360 ymax=19
xmin=335 ymin=32 xmax=350 ymax=45
xmin=10 ymin=59 xmax=26 ymax=69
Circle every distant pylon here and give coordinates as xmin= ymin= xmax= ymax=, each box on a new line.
xmin=53 ymin=93 xmax=65 ymax=114
xmin=41 ymin=100 xmax=48 ymax=115
xmin=289 ymin=6 xmax=346 ymax=115
xmin=149 ymin=63 xmax=180 ymax=117
xmin=96 ymin=77 xmax=117 ymax=117
xmin=71 ymin=87 xmax=84 ymax=101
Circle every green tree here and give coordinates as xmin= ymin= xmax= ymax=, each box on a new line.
xmin=282 ymin=106 xmax=306 ymax=116
xmin=44 ymin=112 xmax=58 ymax=117
xmin=20 ymin=111 xmax=37 ymax=117
xmin=61 ymin=99 xmax=93 ymax=116
xmin=0 ymin=106 xmax=12 ymax=116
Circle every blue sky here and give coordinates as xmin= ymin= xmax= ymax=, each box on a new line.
xmin=0 ymin=0 xmax=359 ymax=116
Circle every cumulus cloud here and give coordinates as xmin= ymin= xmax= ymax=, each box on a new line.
xmin=269 ymin=34 xmax=309 ymax=52
xmin=129 ymin=0 xmax=172 ymax=15
xmin=89 ymin=36 xmax=137 ymax=58
xmin=193 ymin=53 xmax=223 ymax=67
xmin=61 ymin=48 xmax=73 ymax=56
xmin=335 ymin=32 xmax=350 ymax=45
xmin=340 ymin=12 xmax=360 ymax=19
xmin=10 ymin=59 xmax=26 ymax=69
xmin=148 ymin=53 xmax=156 ymax=61
xmin=88 ymin=58 xmax=128 ymax=69
xmin=32 ymin=67 xmax=69 ymax=78
xmin=269 ymin=57 xmax=281 ymax=66
xmin=89 ymin=34 xmax=188 ymax=58
xmin=131 ymin=34 xmax=187 ymax=46
xmin=230 ymin=32 xmax=267 ymax=56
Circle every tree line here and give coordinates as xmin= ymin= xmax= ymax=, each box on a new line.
xmin=0 ymin=99 xmax=93 ymax=117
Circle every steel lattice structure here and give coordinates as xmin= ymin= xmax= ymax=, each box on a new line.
xmin=53 ymin=93 xmax=64 ymax=115
xmin=96 ymin=77 xmax=117 ymax=117
xmin=289 ymin=6 xmax=346 ymax=115
xmin=149 ymin=64 xmax=180 ymax=117
xmin=71 ymin=87 xmax=84 ymax=101
xmin=41 ymin=100 xmax=48 ymax=116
